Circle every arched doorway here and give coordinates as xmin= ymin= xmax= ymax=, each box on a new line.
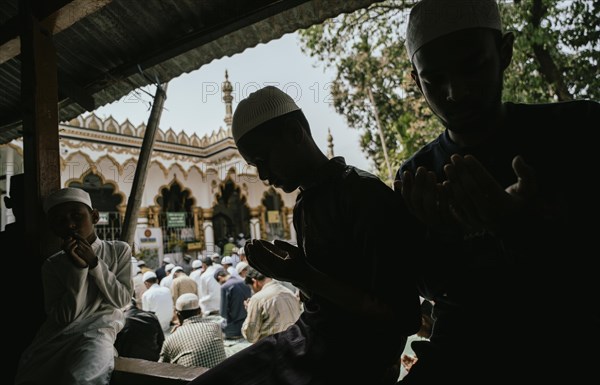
xmin=212 ymin=179 xmax=250 ymax=252
xmin=261 ymin=188 xmax=285 ymax=241
xmin=157 ymin=181 xmax=195 ymax=254
xmin=68 ymin=172 xmax=123 ymax=240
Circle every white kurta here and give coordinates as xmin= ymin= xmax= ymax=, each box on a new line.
xmin=142 ymin=283 xmax=174 ymax=333
xmin=198 ymin=265 xmax=222 ymax=314
xmin=16 ymin=238 xmax=132 ymax=385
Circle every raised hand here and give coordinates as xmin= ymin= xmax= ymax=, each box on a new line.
xmin=64 ymin=233 xmax=98 ymax=268
xmin=442 ymin=154 xmax=537 ymax=235
xmin=245 ymin=239 xmax=311 ymax=285
xmin=395 ymin=167 xmax=455 ymax=233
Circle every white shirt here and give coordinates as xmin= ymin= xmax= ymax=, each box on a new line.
xmin=142 ymin=283 xmax=175 ymax=332
xmin=160 ymin=273 xmax=174 ymax=289
xmin=189 ymin=268 xmax=203 ymax=287
xmin=198 ymin=265 xmax=222 ymax=314
xmin=17 ymin=238 xmax=132 ymax=385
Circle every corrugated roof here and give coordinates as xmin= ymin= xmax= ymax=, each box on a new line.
xmin=0 ymin=0 xmax=381 ymax=144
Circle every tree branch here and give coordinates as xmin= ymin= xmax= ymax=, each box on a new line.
xmin=530 ymin=0 xmax=572 ymax=101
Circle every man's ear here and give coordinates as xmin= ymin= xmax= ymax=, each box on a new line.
xmin=411 ymin=69 xmax=424 ymax=95
xmin=284 ymin=118 xmax=305 ymax=145
xmin=91 ymin=209 xmax=100 ymax=224
xmin=500 ymin=32 xmax=515 ymax=71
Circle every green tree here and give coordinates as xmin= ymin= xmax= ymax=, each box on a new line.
xmin=300 ymin=0 xmax=599 ymax=182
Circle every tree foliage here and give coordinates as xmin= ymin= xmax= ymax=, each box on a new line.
xmin=299 ymin=0 xmax=599 ymax=182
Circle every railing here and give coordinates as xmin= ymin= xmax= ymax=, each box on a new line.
xmin=96 ymin=211 xmax=122 ymax=241
xmin=158 ymin=212 xmax=196 ymax=253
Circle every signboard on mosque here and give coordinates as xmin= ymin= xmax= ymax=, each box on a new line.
xmin=267 ymin=210 xmax=280 ymax=223
xmin=167 ymin=212 xmax=186 ymax=228
xmin=135 ymin=227 xmax=164 ymax=262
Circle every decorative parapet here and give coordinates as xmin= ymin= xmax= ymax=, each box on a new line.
xmin=62 ymin=113 xmax=233 ymax=149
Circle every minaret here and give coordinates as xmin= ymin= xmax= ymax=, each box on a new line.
xmin=222 ymin=70 xmax=233 ymax=129
xmin=327 ymin=128 xmax=335 ymax=159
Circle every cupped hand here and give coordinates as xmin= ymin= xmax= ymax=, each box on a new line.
xmin=395 ymin=167 xmax=456 ymax=232
xmin=443 ymin=154 xmax=537 ymax=235
xmin=245 ymin=239 xmax=312 ymax=284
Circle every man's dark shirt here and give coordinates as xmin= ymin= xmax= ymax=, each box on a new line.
xmin=397 ymin=100 xmax=600 ymax=383
xmin=114 ymin=304 xmax=165 ymax=361
xmin=220 ymin=276 xmax=251 ymax=338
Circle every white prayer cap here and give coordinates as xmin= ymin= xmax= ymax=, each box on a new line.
xmin=142 ymin=271 xmax=157 ymax=282
xmin=236 ymin=261 xmax=249 ymax=275
xmin=43 ymin=187 xmax=93 ymax=213
xmin=192 ymin=259 xmax=202 ymax=269
xmin=221 ymin=256 xmax=233 ymax=265
xmin=406 ymin=0 xmax=502 ymax=59
xmin=137 ymin=260 xmax=146 ymax=266
xmin=232 ymin=86 xmax=300 ymax=143
xmin=165 ymin=263 xmax=175 ymax=272
xmin=176 ymin=293 xmax=200 ymax=311
xmin=171 ymin=266 xmax=184 ymax=275
xmin=163 ymin=256 xmax=172 ymax=264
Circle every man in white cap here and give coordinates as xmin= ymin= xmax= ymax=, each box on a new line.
xmin=16 ymin=187 xmax=133 ymax=385
xmin=159 ymin=293 xmax=226 ymax=368
xmin=396 ymin=1 xmax=599 ymax=383
xmin=155 ymin=256 xmax=172 ymax=283
xmin=189 ymin=259 xmax=204 ymax=286
xmin=159 ymin=263 xmax=176 ymax=289
xmin=188 ymin=87 xmax=420 ymax=385
xmin=141 ymin=271 xmax=174 ymax=333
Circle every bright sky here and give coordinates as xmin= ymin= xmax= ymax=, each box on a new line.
xmin=87 ymin=32 xmax=372 ymax=171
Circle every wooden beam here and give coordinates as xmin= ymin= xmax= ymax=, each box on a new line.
xmin=58 ymin=70 xmax=95 ymax=111
xmin=1 ymin=0 xmax=112 ymax=64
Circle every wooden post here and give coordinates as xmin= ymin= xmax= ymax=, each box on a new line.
xmin=120 ymin=84 xmax=168 ymax=246
xmin=20 ymin=0 xmax=61 ymax=260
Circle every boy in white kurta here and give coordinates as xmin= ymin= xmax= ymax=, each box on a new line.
xmin=16 ymin=188 xmax=132 ymax=385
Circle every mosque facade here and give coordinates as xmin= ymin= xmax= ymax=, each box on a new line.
xmin=0 ymin=73 xmax=307 ymax=263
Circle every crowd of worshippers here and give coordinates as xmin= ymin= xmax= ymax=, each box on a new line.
xmin=120 ymin=251 xmax=304 ymax=367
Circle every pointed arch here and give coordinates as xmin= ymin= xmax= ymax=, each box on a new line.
xmin=97 ymin=154 xmax=123 ymax=177
xmin=104 ymin=116 xmax=118 ymax=133
xmin=84 ymin=113 xmax=102 ymax=130
xmin=64 ymin=168 xmax=126 ymax=209
xmin=188 ymin=165 xmax=205 ymax=180
xmin=191 ymin=134 xmax=201 ymax=147
xmin=149 ymin=160 xmax=168 ymax=178
xmin=178 ymin=132 xmax=190 ymax=146
xmin=153 ymin=177 xmax=196 ymax=209
xmin=121 ymin=119 xmax=135 ymax=136
xmin=167 ymin=163 xmax=188 ymax=181
xmin=165 ymin=128 xmax=177 ymax=143
xmin=136 ymin=123 xmax=146 ymax=137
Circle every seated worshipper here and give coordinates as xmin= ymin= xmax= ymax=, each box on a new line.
xmin=141 ymin=271 xmax=174 ymax=333
xmin=199 ymin=256 xmax=222 ymax=316
xmin=241 ymin=267 xmax=302 ymax=343
xmin=170 ymin=266 xmax=198 ymax=304
xmin=188 ymin=86 xmax=421 ymax=385
xmin=16 ymin=187 xmax=132 ymax=385
xmin=214 ymin=269 xmax=251 ymax=339
xmin=159 ymin=293 xmax=227 ymax=368
xmin=114 ymin=297 xmax=165 ymax=361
